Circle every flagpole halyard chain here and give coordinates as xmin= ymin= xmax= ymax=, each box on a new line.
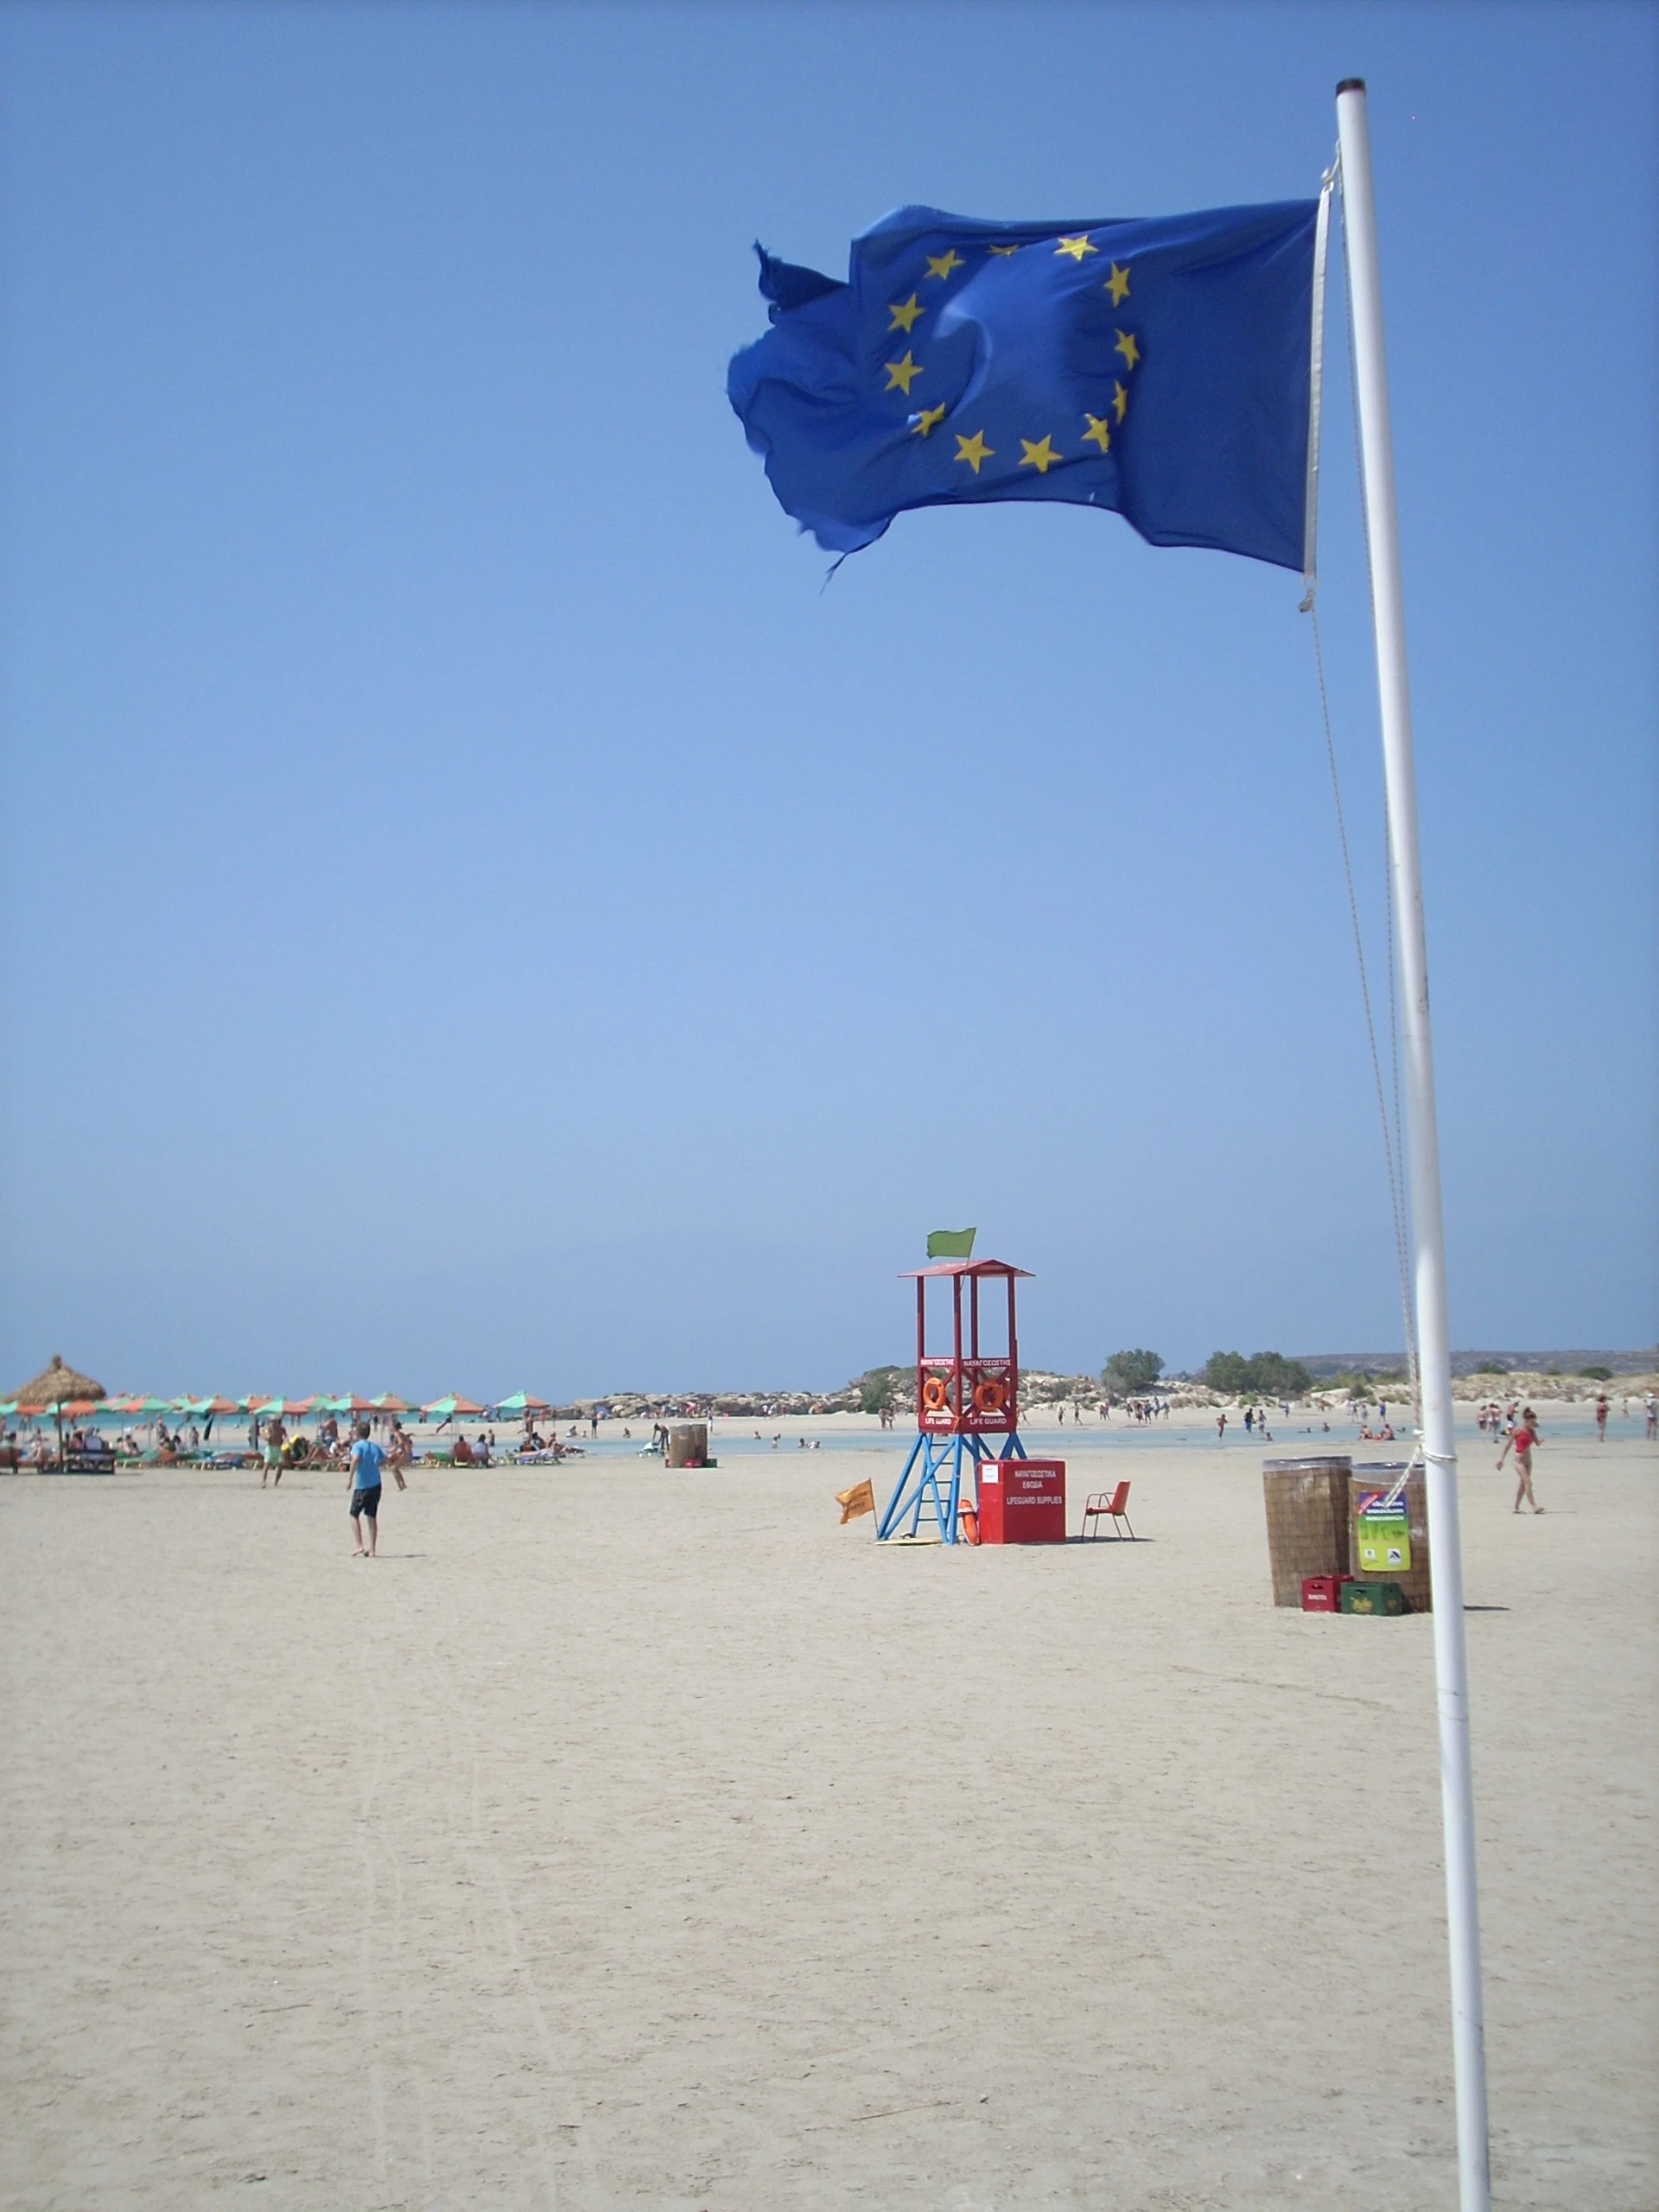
xmin=1304 ymin=592 xmax=1421 ymax=1435
xmin=1337 ymin=167 xmax=1424 ymax=1426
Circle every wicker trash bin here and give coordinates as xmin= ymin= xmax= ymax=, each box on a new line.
xmin=1262 ymin=1455 xmax=1352 ymax=1606
xmin=666 ymin=1422 xmax=709 ymax=1469
xmin=1350 ymin=1463 xmax=1432 ymax=1612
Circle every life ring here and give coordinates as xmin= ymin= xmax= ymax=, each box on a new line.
xmin=973 ymin=1377 xmax=1007 ymax=1417
xmin=921 ymin=1375 xmax=950 ymax=1414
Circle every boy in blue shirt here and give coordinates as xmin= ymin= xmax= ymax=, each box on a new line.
xmin=346 ymin=1420 xmax=404 ymax=1557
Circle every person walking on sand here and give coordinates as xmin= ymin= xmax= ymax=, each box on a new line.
xmin=347 ymin=1418 xmax=404 ymax=1557
xmin=1594 ymin=1393 xmax=1609 ymax=1442
xmin=1497 ymin=1405 xmax=1543 ymax=1514
xmin=1647 ymin=1392 xmax=1657 ymax=1441
xmin=263 ymin=1412 xmax=287 ymax=1487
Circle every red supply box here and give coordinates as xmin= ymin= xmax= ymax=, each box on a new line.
xmin=976 ymin=1459 xmax=1065 ymax=1544
xmin=1300 ymin=1573 xmax=1342 ymax=1611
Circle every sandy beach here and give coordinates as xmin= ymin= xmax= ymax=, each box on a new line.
xmin=2 ymin=1418 xmax=1653 ymax=2210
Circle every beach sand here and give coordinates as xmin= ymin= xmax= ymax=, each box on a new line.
xmin=2 ymin=1424 xmax=1653 ymax=2209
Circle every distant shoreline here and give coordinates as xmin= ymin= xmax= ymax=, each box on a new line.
xmin=1292 ymin=1347 xmax=1659 ymax=1380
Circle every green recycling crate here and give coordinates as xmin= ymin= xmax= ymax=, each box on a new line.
xmin=1341 ymin=1578 xmax=1407 ymax=1617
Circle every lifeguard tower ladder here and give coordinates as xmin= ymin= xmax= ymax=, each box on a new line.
xmin=877 ymin=1258 xmax=1032 ymax=1542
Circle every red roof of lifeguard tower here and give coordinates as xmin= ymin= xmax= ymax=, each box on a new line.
xmin=899 ymin=1258 xmax=1032 ymax=1280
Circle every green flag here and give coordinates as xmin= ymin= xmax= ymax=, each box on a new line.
xmin=926 ymin=1227 xmax=976 ymax=1260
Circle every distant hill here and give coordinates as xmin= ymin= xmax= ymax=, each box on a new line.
xmin=1294 ymin=1349 xmax=1658 ymax=1379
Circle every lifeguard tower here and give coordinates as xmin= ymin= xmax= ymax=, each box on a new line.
xmin=876 ymin=1257 xmax=1032 ymax=1542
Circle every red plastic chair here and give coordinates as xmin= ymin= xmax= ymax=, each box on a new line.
xmin=1081 ymin=1479 xmax=1134 ymax=1540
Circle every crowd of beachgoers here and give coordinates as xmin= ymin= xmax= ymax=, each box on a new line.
xmin=5 ymin=1369 xmax=1655 ymax=1477
xmin=0 ymin=1399 xmax=631 ymax=1476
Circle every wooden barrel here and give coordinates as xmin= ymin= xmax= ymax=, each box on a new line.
xmin=1262 ymin=1455 xmax=1352 ymax=1605
xmin=1351 ymin=1463 xmax=1432 ymax=1611
xmin=666 ymin=1422 xmax=709 ymax=1469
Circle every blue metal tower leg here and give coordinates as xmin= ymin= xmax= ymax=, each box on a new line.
xmin=878 ymin=1433 xmax=926 ymax=1539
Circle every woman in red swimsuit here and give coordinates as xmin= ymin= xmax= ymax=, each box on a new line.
xmin=1497 ymin=1406 xmax=1543 ymax=1513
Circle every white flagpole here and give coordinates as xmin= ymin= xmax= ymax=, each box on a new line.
xmin=1335 ymin=78 xmax=1491 ymax=2212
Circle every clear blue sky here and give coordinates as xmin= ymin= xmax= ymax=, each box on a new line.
xmin=2 ymin=2 xmax=1654 ymax=1396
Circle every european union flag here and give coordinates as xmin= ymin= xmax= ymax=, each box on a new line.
xmin=728 ymin=200 xmax=1320 ymax=570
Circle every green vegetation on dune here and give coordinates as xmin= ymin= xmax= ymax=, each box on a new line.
xmin=1325 ymin=1367 xmax=1408 ymax=1395
xmin=1202 ymin=1350 xmax=1313 ymax=1399
xmin=854 ymin=1366 xmax=906 ymax=1414
xmin=1102 ymin=1349 xmax=1164 ymax=1395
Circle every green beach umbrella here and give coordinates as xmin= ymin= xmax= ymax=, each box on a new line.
xmin=422 ymin=1394 xmax=483 ymax=1421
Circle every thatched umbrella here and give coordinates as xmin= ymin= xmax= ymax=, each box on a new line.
xmin=8 ymin=1354 xmax=106 ymax=1467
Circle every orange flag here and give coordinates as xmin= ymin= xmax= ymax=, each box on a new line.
xmin=836 ymin=1478 xmax=876 ymax=1525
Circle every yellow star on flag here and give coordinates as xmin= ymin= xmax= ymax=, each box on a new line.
xmin=911 ymin=404 xmax=947 ymax=438
xmin=1055 ymin=234 xmax=1098 ymax=262
xmin=1104 ymin=262 xmax=1131 ymax=305
xmin=925 ymin=249 xmax=964 ymax=281
xmin=884 ymin=350 xmax=924 ymax=395
xmin=1019 ymin=435 xmax=1063 ymax=474
xmin=887 ymin=294 xmax=924 ymax=334
xmin=1082 ymin=414 xmax=1112 ymax=453
xmin=988 ymin=243 xmax=1020 ymax=256
xmin=1114 ymin=328 xmax=1141 ymax=370
xmin=954 ymin=429 xmax=994 ymax=474
xmin=1112 ymin=379 xmax=1128 ymax=424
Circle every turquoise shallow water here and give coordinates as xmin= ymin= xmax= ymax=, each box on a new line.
xmin=559 ymin=1400 xmax=1639 ymax=1462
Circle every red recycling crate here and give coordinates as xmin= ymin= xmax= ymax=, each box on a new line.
xmin=976 ymin=1459 xmax=1065 ymax=1544
xmin=1300 ymin=1573 xmax=1350 ymax=1611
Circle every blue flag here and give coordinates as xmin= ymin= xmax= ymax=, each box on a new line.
xmin=728 ymin=200 xmax=1319 ymax=570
